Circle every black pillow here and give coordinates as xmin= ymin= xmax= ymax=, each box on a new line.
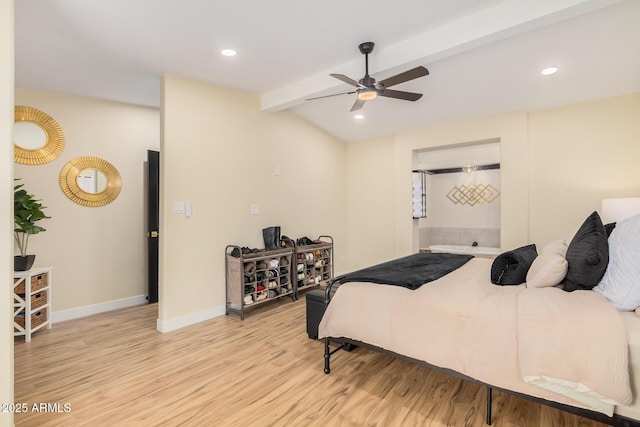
xmin=490 ymin=244 xmax=538 ymax=285
xmin=604 ymin=222 xmax=616 ymax=237
xmin=563 ymin=211 xmax=609 ymax=292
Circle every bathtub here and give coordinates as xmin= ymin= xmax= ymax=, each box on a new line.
xmin=426 ymin=244 xmax=501 ymax=258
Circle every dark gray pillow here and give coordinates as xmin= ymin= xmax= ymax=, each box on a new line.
xmin=491 ymin=244 xmax=538 ymax=285
xmin=564 ymin=211 xmax=609 ymax=292
xmin=604 ymin=222 xmax=616 ymax=237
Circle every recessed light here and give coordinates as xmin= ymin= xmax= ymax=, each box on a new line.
xmin=220 ymin=49 xmax=237 ymax=57
xmin=354 ymin=114 xmax=364 ymax=120
xmin=541 ymin=66 xmax=558 ymax=75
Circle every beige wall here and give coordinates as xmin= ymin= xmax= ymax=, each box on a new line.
xmin=528 ymin=93 xmax=640 ymax=246
xmin=396 ymin=111 xmax=530 ymax=255
xmin=1 ymin=1 xmax=14 ymax=425
xmin=346 ymin=94 xmax=639 ymax=267
xmin=159 ymin=75 xmax=346 ymax=326
xmin=14 ymin=89 xmax=160 ymax=314
xmin=346 ymin=136 xmax=396 ymax=269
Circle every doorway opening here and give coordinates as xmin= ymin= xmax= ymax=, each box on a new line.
xmin=412 ymin=139 xmax=501 ymax=252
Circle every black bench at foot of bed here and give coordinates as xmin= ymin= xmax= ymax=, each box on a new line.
xmin=305 ymin=287 xmax=332 ymax=340
xmin=306 ymin=287 xmax=357 ymax=351
xmin=323 ymin=337 xmax=640 ymax=427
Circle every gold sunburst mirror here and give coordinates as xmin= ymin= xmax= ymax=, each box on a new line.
xmin=14 ymin=105 xmax=66 ymax=165
xmin=59 ymin=156 xmax=122 ymax=207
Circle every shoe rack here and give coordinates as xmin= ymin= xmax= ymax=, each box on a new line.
xmin=225 ymin=236 xmax=334 ymax=320
xmin=293 ymin=236 xmax=333 ymax=295
xmin=225 ymin=246 xmax=294 ymax=320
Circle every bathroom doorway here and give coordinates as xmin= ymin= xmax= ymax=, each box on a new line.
xmin=412 ymin=139 xmax=501 ymax=253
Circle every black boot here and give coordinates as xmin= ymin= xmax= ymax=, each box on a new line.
xmin=263 ymin=226 xmax=281 ymax=251
xmin=274 ymin=226 xmax=281 ymax=248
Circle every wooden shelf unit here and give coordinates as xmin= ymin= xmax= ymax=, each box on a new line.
xmin=225 ymin=246 xmax=294 ymax=320
xmin=225 ymin=236 xmax=334 ymax=320
xmin=13 ymin=266 xmax=52 ymax=342
xmin=294 ymin=236 xmax=334 ymax=295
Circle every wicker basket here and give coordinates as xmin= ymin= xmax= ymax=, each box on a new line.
xmin=14 ymin=309 xmax=47 ymax=331
xmin=30 ymin=290 xmax=48 ymax=310
xmin=14 ymin=272 xmax=48 ymax=294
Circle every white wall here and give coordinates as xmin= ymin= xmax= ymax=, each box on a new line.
xmin=424 ymin=169 xmax=501 ymax=229
xmin=159 ymin=75 xmax=347 ymax=329
xmin=13 ymin=89 xmax=160 ymax=315
xmin=0 ymin=1 xmax=14 ymax=425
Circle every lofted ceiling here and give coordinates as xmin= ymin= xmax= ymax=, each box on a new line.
xmin=14 ymin=0 xmax=640 ymax=143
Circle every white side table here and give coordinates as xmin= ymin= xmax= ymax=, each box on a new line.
xmin=13 ymin=267 xmax=52 ymax=342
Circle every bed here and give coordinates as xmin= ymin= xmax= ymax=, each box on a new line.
xmin=318 ymin=213 xmax=640 ymax=426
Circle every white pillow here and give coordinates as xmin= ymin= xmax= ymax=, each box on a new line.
xmin=526 ymin=240 xmax=568 ymax=288
xmin=594 ymin=214 xmax=640 ymax=310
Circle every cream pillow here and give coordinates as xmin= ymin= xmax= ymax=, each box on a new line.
xmin=526 ymin=240 xmax=568 ymax=288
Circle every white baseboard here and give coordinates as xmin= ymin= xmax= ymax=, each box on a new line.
xmin=51 ymin=295 xmax=147 ymax=323
xmin=156 ymin=305 xmax=226 ymax=333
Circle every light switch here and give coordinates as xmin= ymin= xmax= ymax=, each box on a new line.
xmin=185 ymin=202 xmax=192 ymax=217
xmin=173 ymin=202 xmax=185 ymax=214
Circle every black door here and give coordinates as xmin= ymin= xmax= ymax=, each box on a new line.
xmin=147 ymin=150 xmax=160 ymax=303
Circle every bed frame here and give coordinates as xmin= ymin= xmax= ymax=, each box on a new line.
xmin=322 ymin=284 xmax=640 ymax=427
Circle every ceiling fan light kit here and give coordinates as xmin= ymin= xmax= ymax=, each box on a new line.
xmin=306 ymin=41 xmax=429 ymax=111
xmin=358 ymin=89 xmax=377 ymax=101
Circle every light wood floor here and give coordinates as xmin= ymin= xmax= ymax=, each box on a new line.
xmin=14 ymin=298 xmax=606 ymax=427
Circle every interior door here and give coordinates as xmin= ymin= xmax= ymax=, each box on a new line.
xmin=147 ymin=150 xmax=160 ymax=303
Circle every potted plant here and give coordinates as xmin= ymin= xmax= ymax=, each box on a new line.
xmin=14 ymin=180 xmax=50 ymax=271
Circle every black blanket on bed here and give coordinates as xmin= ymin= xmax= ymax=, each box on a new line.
xmin=334 ymin=252 xmax=473 ymax=290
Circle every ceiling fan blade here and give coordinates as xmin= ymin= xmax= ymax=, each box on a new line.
xmin=377 ymin=66 xmax=429 ymax=88
xmin=306 ymin=91 xmax=356 ymax=101
xmin=378 ymin=89 xmax=423 ymax=102
xmin=350 ymin=98 xmax=366 ymax=112
xmin=331 ymin=73 xmax=364 ymax=88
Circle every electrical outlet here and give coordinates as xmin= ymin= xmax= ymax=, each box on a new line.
xmin=250 ymin=204 xmax=260 ymax=215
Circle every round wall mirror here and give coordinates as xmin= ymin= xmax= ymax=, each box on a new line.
xmin=14 ymin=121 xmax=48 ymax=150
xmin=77 ymin=168 xmax=108 ymax=194
xmin=59 ymin=156 xmax=122 ymax=207
xmin=14 ymin=105 xmax=65 ymax=164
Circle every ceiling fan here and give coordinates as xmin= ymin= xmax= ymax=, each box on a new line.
xmin=307 ymin=42 xmax=430 ymax=112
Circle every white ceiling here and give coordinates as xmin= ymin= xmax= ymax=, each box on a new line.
xmin=14 ymin=0 xmax=640 ymax=143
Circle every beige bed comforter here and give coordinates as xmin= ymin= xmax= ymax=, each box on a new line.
xmin=318 ymin=257 xmax=632 ymax=416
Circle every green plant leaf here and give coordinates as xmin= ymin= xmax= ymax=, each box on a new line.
xmin=14 ymin=179 xmax=50 ymax=255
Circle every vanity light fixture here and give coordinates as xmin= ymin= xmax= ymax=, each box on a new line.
xmin=463 ymin=164 xmax=476 ymax=174
xmin=541 ymin=66 xmax=558 ymax=75
xmin=220 ymin=49 xmax=237 ymax=57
